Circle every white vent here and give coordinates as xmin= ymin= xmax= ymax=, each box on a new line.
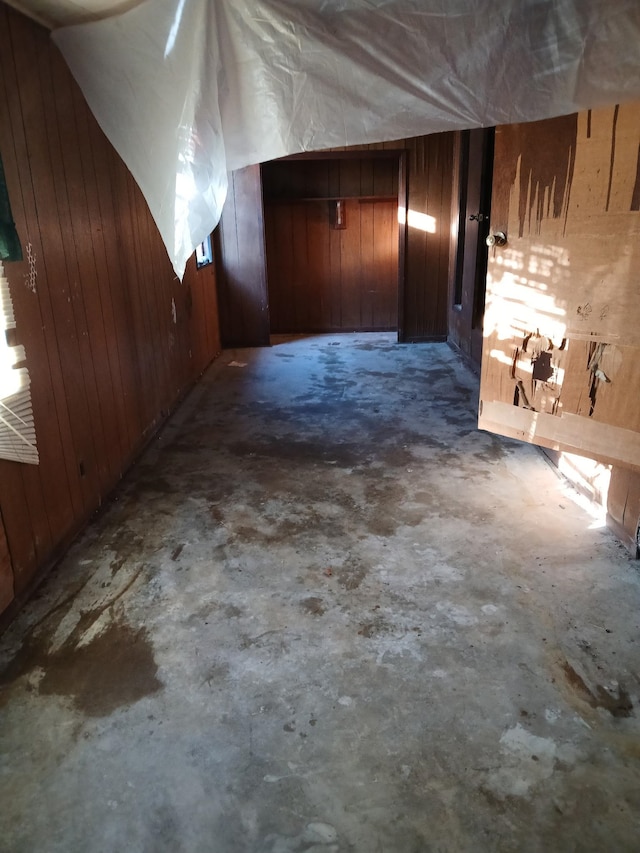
xmin=0 ymin=262 xmax=38 ymax=464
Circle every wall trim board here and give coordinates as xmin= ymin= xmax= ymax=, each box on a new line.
xmin=479 ymin=401 xmax=640 ymax=471
xmin=396 ymin=150 xmax=408 ymax=340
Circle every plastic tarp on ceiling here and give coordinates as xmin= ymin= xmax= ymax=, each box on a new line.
xmin=52 ymin=0 xmax=640 ymax=278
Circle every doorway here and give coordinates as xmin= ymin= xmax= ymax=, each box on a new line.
xmin=448 ymin=128 xmax=495 ymax=367
xmin=262 ymin=153 xmax=405 ymax=336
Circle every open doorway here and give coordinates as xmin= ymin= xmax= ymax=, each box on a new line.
xmin=262 ymin=152 xmax=406 ymax=338
xmin=448 ymin=128 xmax=495 ymax=367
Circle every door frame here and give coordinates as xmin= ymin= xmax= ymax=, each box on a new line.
xmin=447 ymin=128 xmax=495 ymax=367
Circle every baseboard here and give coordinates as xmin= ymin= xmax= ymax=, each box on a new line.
xmin=401 ymin=335 xmax=448 ymax=344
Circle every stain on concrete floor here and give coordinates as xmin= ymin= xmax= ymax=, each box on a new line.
xmin=1 ymin=333 xmax=639 ymax=852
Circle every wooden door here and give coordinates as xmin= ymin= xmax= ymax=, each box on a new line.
xmin=478 ymin=103 xmax=640 ymax=470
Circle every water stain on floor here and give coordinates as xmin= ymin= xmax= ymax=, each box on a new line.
xmin=0 ymin=620 xmax=162 ymax=717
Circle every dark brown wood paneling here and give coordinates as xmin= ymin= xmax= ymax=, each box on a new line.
xmin=263 ymin=156 xmax=400 ymax=334
xmin=401 ymin=134 xmax=454 ymax=342
xmin=478 ymin=103 xmax=640 ymax=471
xmin=215 ymin=166 xmax=270 ymax=347
xmin=264 ymin=197 xmax=398 ymax=334
xmin=0 ymin=3 xmax=221 ymax=612
xmin=0 ymin=510 xmax=12 ymax=613
xmin=262 ymin=157 xmax=398 ymax=202
xmin=303 ymin=137 xmax=455 ymax=341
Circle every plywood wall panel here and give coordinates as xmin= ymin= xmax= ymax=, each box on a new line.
xmin=479 ymin=103 xmax=640 ymax=471
xmin=0 ymin=3 xmax=221 ymax=610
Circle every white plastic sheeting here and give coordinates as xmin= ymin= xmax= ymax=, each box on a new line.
xmin=53 ymin=0 xmax=640 ymax=278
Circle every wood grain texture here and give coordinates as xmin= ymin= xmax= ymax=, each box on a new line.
xmin=480 ymin=102 xmax=640 ymax=470
xmin=262 ymin=136 xmax=453 ymax=340
xmin=0 ymin=3 xmax=221 ymax=609
xmin=263 ymin=142 xmax=455 ymax=337
xmin=402 ymin=133 xmax=454 ymax=341
xmin=264 ymin=197 xmax=398 ymax=333
xmin=607 ymin=466 xmax=640 ymax=551
xmin=0 ymin=510 xmax=13 ymax=613
xmin=479 ymin=402 xmax=640 ymax=470
xmin=215 ymin=166 xmax=270 ymax=347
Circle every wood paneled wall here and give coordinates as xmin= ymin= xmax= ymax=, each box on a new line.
xmin=263 ymin=157 xmax=399 ymax=333
xmin=262 ymin=157 xmax=399 ymax=200
xmin=328 ymin=135 xmax=454 ymax=341
xmin=265 ymin=199 xmax=398 ymax=333
xmin=608 ymin=466 xmax=640 ymax=552
xmin=0 ymin=3 xmax=220 ymax=613
xmin=0 ymin=511 xmax=12 ymax=614
xmin=215 ymin=165 xmax=270 ymax=348
xmin=216 ymin=134 xmax=454 ymax=346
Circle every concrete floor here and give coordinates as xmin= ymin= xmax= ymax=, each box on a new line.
xmin=1 ymin=333 xmax=639 ymax=853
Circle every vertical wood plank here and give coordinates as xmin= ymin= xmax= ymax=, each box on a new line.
xmin=359 ymin=201 xmax=375 ymax=328
xmin=339 ymin=200 xmax=361 ymax=329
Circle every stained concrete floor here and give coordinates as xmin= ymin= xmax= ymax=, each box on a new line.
xmin=1 ymin=333 xmax=640 ymax=853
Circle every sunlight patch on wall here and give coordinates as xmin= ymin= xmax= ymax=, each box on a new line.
xmin=0 ymin=262 xmax=38 ymax=464
xmin=398 ymin=206 xmax=436 ymax=233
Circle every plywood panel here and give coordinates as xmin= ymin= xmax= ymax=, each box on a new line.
xmin=479 ymin=103 xmax=640 ymax=470
xmin=0 ymin=4 xmax=221 ymax=608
